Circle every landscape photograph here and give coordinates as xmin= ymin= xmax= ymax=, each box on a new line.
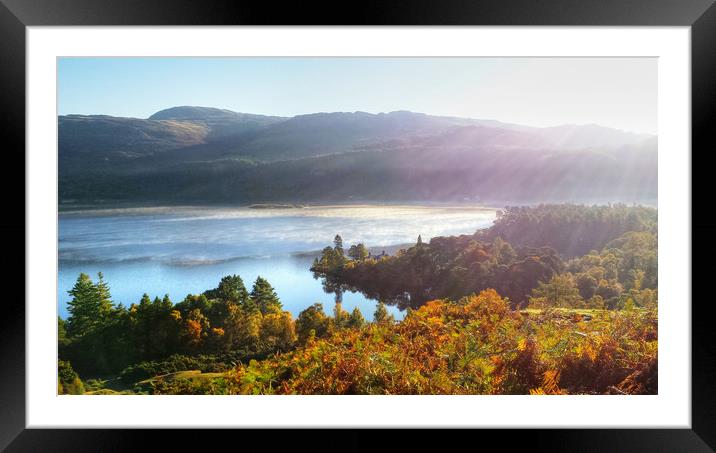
xmin=57 ymin=57 xmax=657 ymax=396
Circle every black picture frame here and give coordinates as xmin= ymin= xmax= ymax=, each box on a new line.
xmin=2 ymin=0 xmax=713 ymax=450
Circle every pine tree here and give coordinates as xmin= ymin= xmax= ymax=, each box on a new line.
xmin=213 ymin=274 xmax=249 ymax=303
xmin=66 ymin=273 xmax=112 ymax=339
xmin=139 ymin=293 xmax=151 ymax=307
xmin=65 ymin=273 xmax=117 ymax=375
xmin=417 ymin=235 xmax=423 ymax=245
xmin=250 ymin=276 xmax=282 ymax=314
xmin=58 ymin=317 xmax=69 ymax=347
xmin=95 ymin=272 xmax=113 ymax=315
xmin=334 ymin=234 xmax=344 ymax=256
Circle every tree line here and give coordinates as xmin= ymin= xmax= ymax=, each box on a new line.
xmin=311 ymin=204 xmax=657 ymax=310
xmin=59 ymin=203 xmax=657 ymax=394
xmin=59 ymin=272 xmax=393 ymax=386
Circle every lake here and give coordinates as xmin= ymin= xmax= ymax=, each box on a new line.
xmin=58 ymin=205 xmax=497 ymax=320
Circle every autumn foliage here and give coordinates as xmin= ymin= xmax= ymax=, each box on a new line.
xmin=60 ymin=204 xmax=658 ymax=396
xmin=223 ymin=290 xmax=657 ymax=395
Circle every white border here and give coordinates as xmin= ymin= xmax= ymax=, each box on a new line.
xmin=27 ymin=27 xmax=690 ymax=428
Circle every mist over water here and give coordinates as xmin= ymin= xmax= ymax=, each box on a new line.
xmin=58 ymin=205 xmax=497 ymax=319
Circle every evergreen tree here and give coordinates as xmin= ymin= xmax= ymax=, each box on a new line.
xmin=66 ymin=273 xmax=113 ymax=339
xmin=95 ymin=272 xmax=113 ymax=309
xmin=334 ymin=235 xmax=344 ymax=256
xmin=250 ymin=276 xmax=282 ymax=314
xmin=207 ymin=274 xmax=249 ymax=303
xmin=58 ymin=317 xmax=69 ymax=348
xmin=139 ymin=293 xmax=152 ymax=307
xmin=132 ymin=293 xmax=154 ymax=358
xmin=417 ymin=235 xmax=423 ymax=246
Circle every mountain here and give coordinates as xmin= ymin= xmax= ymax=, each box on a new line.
xmin=535 ymin=123 xmax=652 ymax=149
xmin=216 ymin=110 xmax=495 ymax=161
xmin=59 ymin=114 xmax=210 ymax=156
xmin=58 ymin=106 xmax=657 ymax=206
xmin=147 ymin=106 xmax=286 ymax=140
xmin=59 ymin=107 xmax=286 ymax=176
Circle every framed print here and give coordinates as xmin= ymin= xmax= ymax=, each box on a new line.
xmin=3 ymin=0 xmax=715 ymax=449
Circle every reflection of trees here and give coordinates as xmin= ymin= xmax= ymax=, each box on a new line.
xmin=311 ymin=236 xmax=564 ymax=311
xmin=309 ymin=205 xmax=658 ymax=312
xmin=316 ymin=269 xmax=414 ymax=310
xmin=317 ymin=275 xmax=348 ymax=305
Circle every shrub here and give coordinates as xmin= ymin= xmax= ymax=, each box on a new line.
xmin=58 ymin=360 xmax=84 ymax=395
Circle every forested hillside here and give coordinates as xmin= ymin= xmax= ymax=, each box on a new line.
xmin=58 ymin=107 xmax=656 ymax=206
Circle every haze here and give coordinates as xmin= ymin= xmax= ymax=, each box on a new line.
xmin=58 ymin=57 xmax=657 ymax=134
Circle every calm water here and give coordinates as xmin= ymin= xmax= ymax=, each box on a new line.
xmin=58 ymin=205 xmax=497 ymax=320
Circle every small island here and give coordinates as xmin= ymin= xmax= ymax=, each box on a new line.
xmin=248 ymin=203 xmax=307 ymax=209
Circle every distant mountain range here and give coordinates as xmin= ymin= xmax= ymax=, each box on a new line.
xmin=59 ymin=106 xmax=657 ymax=206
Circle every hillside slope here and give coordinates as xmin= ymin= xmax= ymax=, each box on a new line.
xmin=58 ymin=107 xmax=657 ymax=206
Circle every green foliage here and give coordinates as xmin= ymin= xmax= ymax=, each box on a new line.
xmin=334 ymin=235 xmax=344 ymax=256
xmin=295 ymin=303 xmax=331 ymax=344
xmin=250 ymin=276 xmax=282 ymax=314
xmin=347 ymin=307 xmax=366 ymax=329
xmin=63 ymin=273 xmax=129 ymax=375
xmin=60 ymin=273 xmax=296 ymax=378
xmin=58 ymin=360 xmax=84 ymax=395
xmin=313 ymin=233 xmax=562 ymax=309
xmin=311 ymin=205 xmax=656 ymax=312
xmin=119 ymin=352 xmax=249 ymax=384
xmin=58 ymin=317 xmax=69 ymax=348
xmin=204 ymin=274 xmax=249 ymax=304
xmin=66 ymin=273 xmax=113 ymax=339
xmin=479 ymin=204 xmax=656 ymax=257
xmin=530 ymin=273 xmax=583 ymax=308
xmin=347 ymin=243 xmax=369 ymax=261
xmin=59 ymin=204 xmax=658 ymax=395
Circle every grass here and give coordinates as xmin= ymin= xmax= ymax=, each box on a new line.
xmin=82 ymin=370 xmax=226 ymax=395
xmin=138 ymin=370 xmax=226 ymax=385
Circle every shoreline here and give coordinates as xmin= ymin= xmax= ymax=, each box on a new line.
xmin=58 ymin=201 xmax=504 ymax=216
xmin=58 ymin=197 xmax=658 ymax=215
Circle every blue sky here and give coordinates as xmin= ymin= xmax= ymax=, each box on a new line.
xmin=58 ymin=57 xmax=657 ymax=134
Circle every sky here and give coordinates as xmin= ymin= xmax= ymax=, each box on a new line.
xmin=58 ymin=57 xmax=657 ymax=134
